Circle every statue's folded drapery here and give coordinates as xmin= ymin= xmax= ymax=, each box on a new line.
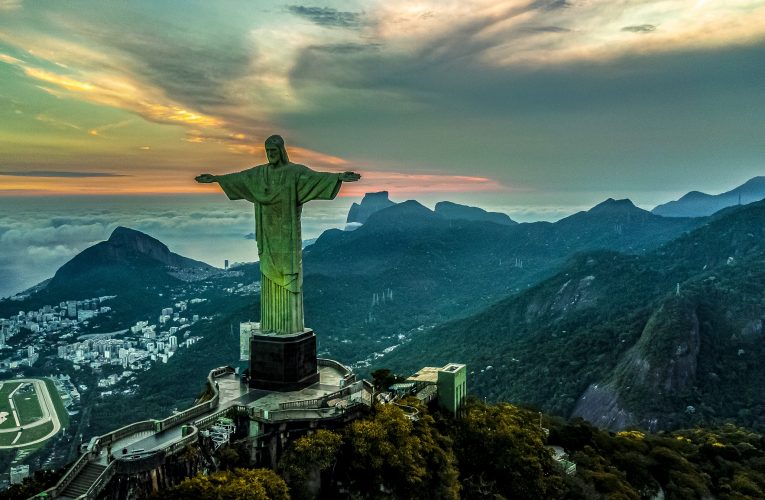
xmin=216 ymin=163 xmax=342 ymax=334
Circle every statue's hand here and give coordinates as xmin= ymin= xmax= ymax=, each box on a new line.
xmin=340 ymin=171 xmax=361 ymax=182
xmin=195 ymin=173 xmax=217 ymax=184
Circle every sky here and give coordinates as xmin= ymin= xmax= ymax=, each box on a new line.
xmin=0 ymin=0 xmax=764 ymax=296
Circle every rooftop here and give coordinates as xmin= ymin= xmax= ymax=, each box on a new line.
xmin=406 ymin=366 xmax=440 ymax=384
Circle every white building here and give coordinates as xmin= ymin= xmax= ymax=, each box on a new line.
xmin=10 ymin=465 xmax=30 ymax=485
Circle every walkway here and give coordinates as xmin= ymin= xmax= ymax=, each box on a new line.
xmin=38 ymin=361 xmax=363 ymax=499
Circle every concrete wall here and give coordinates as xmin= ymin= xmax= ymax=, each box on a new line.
xmin=437 ymin=364 xmax=467 ymax=415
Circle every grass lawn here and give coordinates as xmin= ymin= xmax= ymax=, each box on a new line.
xmin=0 ymin=381 xmax=22 ymax=400
xmin=0 ymin=431 xmax=19 ymax=446
xmin=14 ymin=387 xmax=44 ymax=425
xmin=17 ymin=420 xmax=55 ymax=446
xmin=0 ymin=421 xmax=56 ymax=448
xmin=0 ymin=381 xmax=22 ymax=430
xmin=43 ymin=378 xmax=70 ymax=429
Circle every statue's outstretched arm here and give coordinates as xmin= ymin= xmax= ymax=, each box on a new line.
xmin=195 ymin=173 xmax=218 ymax=184
xmin=340 ymin=171 xmax=361 ymax=182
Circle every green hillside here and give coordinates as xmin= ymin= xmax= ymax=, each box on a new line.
xmin=381 ymin=200 xmax=765 ymax=432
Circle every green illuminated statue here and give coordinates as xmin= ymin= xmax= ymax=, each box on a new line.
xmin=196 ymin=135 xmax=360 ymax=334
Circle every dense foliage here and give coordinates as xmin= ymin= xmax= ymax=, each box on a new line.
xmin=279 ymin=401 xmax=461 ymax=499
xmin=548 ymin=417 xmax=765 ymax=499
xmin=161 ymin=468 xmax=289 ymax=500
xmin=165 ymin=398 xmax=765 ymax=500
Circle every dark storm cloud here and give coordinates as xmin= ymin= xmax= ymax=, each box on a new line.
xmin=531 ymin=0 xmax=573 ymax=11
xmin=110 ymin=34 xmax=249 ymax=108
xmin=622 ymin=24 xmax=657 ymax=33
xmin=61 ymin=14 xmax=251 ymax=109
xmin=287 ymin=6 xmax=363 ymax=29
xmin=289 ymin=3 xmax=536 ymax=91
xmin=289 ymin=22 xmax=765 ymax=117
xmin=0 ymin=171 xmax=129 ymax=177
xmin=307 ymin=43 xmax=382 ymax=54
xmin=283 ymin=24 xmax=765 ymax=195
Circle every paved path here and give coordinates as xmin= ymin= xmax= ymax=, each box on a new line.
xmin=92 ymin=368 xmax=346 ymax=463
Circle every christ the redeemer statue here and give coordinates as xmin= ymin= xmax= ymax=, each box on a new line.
xmin=196 ymin=135 xmax=360 ymax=335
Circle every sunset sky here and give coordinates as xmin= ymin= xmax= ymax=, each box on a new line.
xmin=1 ymin=0 xmax=763 ymax=202
xmin=1 ymin=0 xmax=765 ymax=296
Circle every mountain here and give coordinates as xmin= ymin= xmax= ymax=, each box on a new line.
xmin=346 ymin=191 xmax=396 ymax=224
xmin=379 ymin=199 xmax=765 ymax=433
xmin=24 ymin=195 xmax=724 ymax=439
xmin=652 ymin=176 xmax=765 ymax=217
xmin=47 ymin=226 xmax=214 ymax=293
xmin=0 ymin=227 xmax=218 ymax=321
xmin=300 ymin=197 xmax=704 ymax=363
xmin=434 ymin=201 xmax=516 ymax=225
xmin=4 ymin=196 xmax=715 ymax=431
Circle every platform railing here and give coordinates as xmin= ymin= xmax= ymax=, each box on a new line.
xmin=31 ymin=366 xmax=234 ymax=500
xmin=278 ymin=380 xmax=365 ymax=410
xmin=317 ymin=357 xmax=354 ymax=380
xmin=38 ymin=451 xmax=90 ymax=498
xmin=83 ymin=462 xmax=116 ymax=500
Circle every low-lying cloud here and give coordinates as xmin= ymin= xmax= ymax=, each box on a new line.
xmin=0 ymin=195 xmax=351 ymax=297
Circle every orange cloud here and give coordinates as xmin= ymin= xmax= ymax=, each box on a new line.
xmin=0 ymin=167 xmax=508 ymax=198
xmin=1 ymin=51 xmax=224 ymax=129
xmin=337 ymin=171 xmax=507 ymax=197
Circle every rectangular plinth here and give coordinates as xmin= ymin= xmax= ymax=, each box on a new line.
xmin=249 ymin=329 xmax=319 ymax=391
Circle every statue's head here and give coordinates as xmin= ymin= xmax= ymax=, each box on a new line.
xmin=265 ymin=135 xmax=289 ymax=165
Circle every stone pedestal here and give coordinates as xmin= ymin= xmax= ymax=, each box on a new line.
xmin=249 ymin=329 xmax=319 ymax=391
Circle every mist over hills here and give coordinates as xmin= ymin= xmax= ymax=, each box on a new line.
xmin=6 ymin=193 xmax=762 ymax=437
xmin=5 ymin=196 xmax=706 ymax=362
xmin=0 ymin=227 xmax=219 ymax=320
xmin=652 ymin=176 xmax=765 ymax=217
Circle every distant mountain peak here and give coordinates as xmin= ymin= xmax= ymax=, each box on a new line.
xmin=47 ymin=227 xmax=214 ymax=295
xmin=740 ymin=176 xmax=765 ymax=189
xmin=653 ymin=176 xmax=765 ymax=218
xmin=384 ymin=199 xmax=432 ymax=216
xmin=588 ymin=198 xmax=642 ymax=214
xmin=362 ymin=199 xmax=435 ymax=227
xmin=434 ymin=201 xmax=516 ymax=225
xmin=108 ymin=226 xmax=167 ymax=247
xmin=346 ymin=191 xmax=396 ymax=224
xmin=362 ymin=191 xmax=391 ymax=201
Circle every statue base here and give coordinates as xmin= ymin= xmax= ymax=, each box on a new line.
xmin=249 ymin=329 xmax=319 ymax=391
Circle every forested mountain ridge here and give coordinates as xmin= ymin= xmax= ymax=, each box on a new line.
xmin=381 ymin=199 xmax=765 ymax=432
xmin=305 ymin=197 xmax=702 ymax=322
xmin=653 ymin=176 xmax=765 ymax=217
xmin=3 ymin=196 xmax=717 ymax=436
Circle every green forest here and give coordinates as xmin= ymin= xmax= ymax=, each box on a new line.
xmin=9 ymin=397 xmax=765 ymax=499
xmin=164 ymin=398 xmax=765 ymax=500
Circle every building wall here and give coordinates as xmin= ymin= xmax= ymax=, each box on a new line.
xmin=437 ymin=364 xmax=467 ymax=415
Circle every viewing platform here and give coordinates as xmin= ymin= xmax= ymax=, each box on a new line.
xmin=35 ymin=359 xmax=372 ymax=500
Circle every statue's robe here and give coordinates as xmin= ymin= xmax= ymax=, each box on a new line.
xmin=216 ymin=163 xmax=342 ymax=334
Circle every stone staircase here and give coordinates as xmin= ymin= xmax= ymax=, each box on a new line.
xmin=58 ymin=462 xmax=107 ymax=499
